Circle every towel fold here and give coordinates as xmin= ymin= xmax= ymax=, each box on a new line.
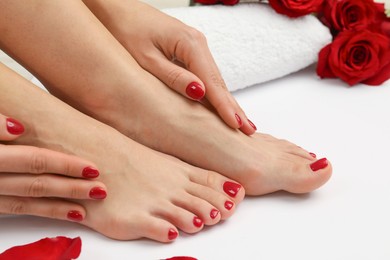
xmin=163 ymin=3 xmax=332 ymax=92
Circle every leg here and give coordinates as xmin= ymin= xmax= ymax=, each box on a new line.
xmin=0 ymin=0 xmax=331 ymax=195
xmin=0 ymin=63 xmax=244 ymax=242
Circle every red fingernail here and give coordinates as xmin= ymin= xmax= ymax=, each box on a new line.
xmin=67 ymin=210 xmax=83 ymax=222
xmin=89 ymin=187 xmax=107 ymax=199
xmin=193 ymin=216 xmax=203 ymax=228
xmin=235 ymin=114 xmax=243 ymax=127
xmin=6 ymin=118 xmax=25 ymax=135
xmin=186 ymin=82 xmax=205 ymax=100
xmin=224 ymin=201 xmax=234 ymax=210
xmin=210 ymin=209 xmax=219 ymax=219
xmin=168 ymin=228 xmax=178 ymax=240
xmin=309 ymin=152 xmax=317 ymax=158
xmin=82 ymin=166 xmax=100 ymax=178
xmin=223 ymin=181 xmax=241 ymax=197
xmin=310 ymin=158 xmax=328 ymax=171
xmin=248 ymin=119 xmax=257 ymax=131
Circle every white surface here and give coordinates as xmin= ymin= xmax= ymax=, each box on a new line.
xmin=164 ymin=3 xmax=332 ymax=92
xmin=1 ymin=66 xmax=390 ymax=259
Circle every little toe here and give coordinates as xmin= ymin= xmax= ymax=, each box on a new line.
xmin=135 ymin=216 xmax=179 ymax=243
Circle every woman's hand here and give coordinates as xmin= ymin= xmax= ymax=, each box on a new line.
xmin=0 ymin=114 xmax=107 ymax=222
xmin=83 ymin=0 xmax=257 ymax=135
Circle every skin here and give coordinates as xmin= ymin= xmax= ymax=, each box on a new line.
xmin=0 ymin=113 xmax=106 ymax=222
xmin=0 ymin=0 xmax=332 ymax=196
xmin=0 ymin=63 xmax=244 ymax=242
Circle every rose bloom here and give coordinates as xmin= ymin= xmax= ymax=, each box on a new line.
xmin=317 ymin=29 xmax=390 ymax=86
xmin=268 ymin=0 xmax=324 ymax=18
xmin=321 ymin=0 xmax=385 ymax=32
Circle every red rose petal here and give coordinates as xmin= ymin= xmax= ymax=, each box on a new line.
xmin=165 ymin=257 xmax=198 ymax=260
xmin=0 ymin=236 xmax=82 ymax=260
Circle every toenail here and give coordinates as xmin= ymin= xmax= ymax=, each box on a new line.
xmin=224 ymin=201 xmax=234 ymax=211
xmin=168 ymin=228 xmax=178 ymax=240
xmin=310 ymin=158 xmax=328 ymax=171
xmin=82 ymin=166 xmax=100 ymax=178
xmin=223 ymin=181 xmax=241 ymax=197
xmin=210 ymin=209 xmax=219 ymax=219
xmin=186 ymin=82 xmax=205 ymax=100
xmin=235 ymin=114 xmax=243 ymax=127
xmin=67 ymin=210 xmax=83 ymax=222
xmin=309 ymin=152 xmax=317 ymax=158
xmin=248 ymin=119 xmax=257 ymax=131
xmin=193 ymin=216 xmax=203 ymax=228
xmin=89 ymin=187 xmax=107 ymax=200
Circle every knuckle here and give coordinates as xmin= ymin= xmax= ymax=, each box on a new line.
xmin=166 ymin=68 xmax=186 ymax=89
xmin=26 ymin=177 xmax=47 ymax=197
xmin=29 ymin=149 xmax=47 ymax=174
xmin=8 ymin=198 xmax=28 ymax=215
xmin=184 ymin=27 xmax=207 ymax=44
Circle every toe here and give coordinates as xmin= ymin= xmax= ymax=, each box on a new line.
xmin=136 ymin=216 xmax=179 ymax=243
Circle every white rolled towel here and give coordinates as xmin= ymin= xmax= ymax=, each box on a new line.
xmin=163 ymin=3 xmax=332 ymax=92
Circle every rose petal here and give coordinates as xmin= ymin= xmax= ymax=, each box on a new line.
xmin=165 ymin=257 xmax=198 ymax=260
xmin=363 ymin=62 xmax=390 ymax=85
xmin=0 ymin=236 xmax=82 ymax=260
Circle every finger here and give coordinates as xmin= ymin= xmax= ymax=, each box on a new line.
xmin=0 ymin=173 xmax=107 ymax=200
xmin=0 ymin=114 xmax=25 ymax=141
xmin=0 ymin=195 xmax=86 ymax=222
xmin=181 ymin=41 xmax=257 ymax=135
xmin=0 ymin=145 xmax=100 ymax=178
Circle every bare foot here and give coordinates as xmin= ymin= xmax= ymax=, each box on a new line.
xmin=0 ymin=64 xmax=244 ymax=242
xmin=82 ymin=71 xmax=332 ymax=196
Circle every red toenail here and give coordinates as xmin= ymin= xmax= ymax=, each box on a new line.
xmin=309 ymin=152 xmax=317 ymax=158
xmin=89 ymin=187 xmax=107 ymax=200
xmin=223 ymin=181 xmax=241 ymax=197
xmin=235 ymin=114 xmax=243 ymax=127
xmin=193 ymin=216 xmax=203 ymax=228
xmin=310 ymin=158 xmax=328 ymax=171
xmin=67 ymin=210 xmax=83 ymax=222
xmin=248 ymin=119 xmax=257 ymax=131
xmin=224 ymin=201 xmax=234 ymax=210
xmin=168 ymin=228 xmax=178 ymax=240
xmin=210 ymin=209 xmax=219 ymax=219
xmin=186 ymin=82 xmax=205 ymax=100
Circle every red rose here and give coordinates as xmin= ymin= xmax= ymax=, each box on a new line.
xmin=321 ymin=0 xmax=384 ymax=33
xmin=317 ymin=29 xmax=390 ymax=86
xmin=268 ymin=0 xmax=324 ymax=18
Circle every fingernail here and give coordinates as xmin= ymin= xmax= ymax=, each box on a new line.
xmin=309 ymin=152 xmax=317 ymax=158
xmin=168 ymin=228 xmax=178 ymax=240
xmin=193 ymin=216 xmax=203 ymax=228
xmin=310 ymin=158 xmax=328 ymax=171
xmin=248 ymin=119 xmax=257 ymax=131
xmin=6 ymin=118 xmax=25 ymax=135
xmin=223 ymin=181 xmax=241 ymax=197
xmin=82 ymin=166 xmax=100 ymax=178
xmin=89 ymin=187 xmax=107 ymax=199
xmin=235 ymin=114 xmax=243 ymax=127
xmin=224 ymin=201 xmax=234 ymax=211
xmin=186 ymin=82 xmax=205 ymax=100
xmin=67 ymin=210 xmax=83 ymax=222
xmin=210 ymin=209 xmax=219 ymax=219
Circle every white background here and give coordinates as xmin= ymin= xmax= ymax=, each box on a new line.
xmin=1 ymin=65 xmax=389 ymax=260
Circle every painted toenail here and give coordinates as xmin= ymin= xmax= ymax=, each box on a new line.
xmin=224 ymin=201 xmax=234 ymax=210
xmin=82 ymin=166 xmax=100 ymax=178
xmin=310 ymin=158 xmax=328 ymax=171
xmin=309 ymin=152 xmax=317 ymax=158
xmin=210 ymin=209 xmax=219 ymax=219
xmin=168 ymin=228 xmax=178 ymax=240
xmin=223 ymin=181 xmax=241 ymax=197
xmin=186 ymin=82 xmax=205 ymax=100
xmin=235 ymin=114 xmax=243 ymax=127
xmin=193 ymin=216 xmax=203 ymax=228
xmin=67 ymin=210 xmax=83 ymax=222
xmin=89 ymin=187 xmax=107 ymax=199
xmin=248 ymin=119 xmax=257 ymax=131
